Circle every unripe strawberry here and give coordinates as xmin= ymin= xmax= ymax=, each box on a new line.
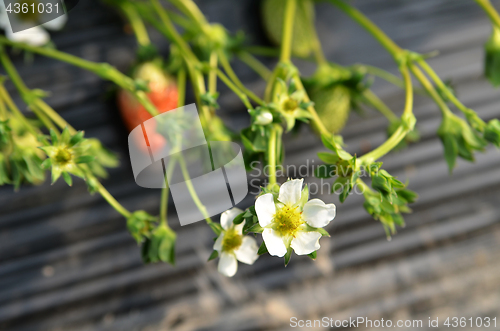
xmin=118 ymin=61 xmax=178 ymax=132
xmin=261 ymin=0 xmax=314 ymax=58
xmin=309 ymin=85 xmax=351 ymax=134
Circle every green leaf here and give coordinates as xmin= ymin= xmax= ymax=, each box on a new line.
xmin=321 ymin=133 xmax=337 ymax=152
xmin=258 ymin=241 xmax=268 ymax=255
xmin=317 ymin=152 xmax=340 ymax=164
xmin=308 ymin=251 xmax=317 ymax=260
xmin=314 ymin=164 xmax=335 ymax=178
xmin=208 ymin=250 xmax=219 ymax=261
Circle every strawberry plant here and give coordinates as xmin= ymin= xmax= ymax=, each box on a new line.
xmin=1 ymin=0 xmax=500 ymax=276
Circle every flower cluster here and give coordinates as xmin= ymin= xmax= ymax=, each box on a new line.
xmin=212 ymin=179 xmax=336 ymax=276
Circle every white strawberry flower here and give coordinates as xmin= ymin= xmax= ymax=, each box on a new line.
xmin=255 ymin=178 xmax=336 ymax=258
xmin=213 ymin=208 xmax=259 ymax=277
xmin=0 ymin=0 xmax=67 ymax=46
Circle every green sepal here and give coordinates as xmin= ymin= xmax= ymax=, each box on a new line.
xmin=74 ymin=155 xmax=95 ymax=164
xmin=284 ymin=247 xmax=292 ymax=266
xmin=247 ymin=223 xmax=264 ymax=233
xmin=62 ymin=171 xmax=72 ymax=186
xmin=208 ymin=250 xmax=219 ymax=261
xmin=258 ymin=241 xmax=268 ymax=255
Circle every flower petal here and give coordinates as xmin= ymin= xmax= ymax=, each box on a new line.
xmin=213 ymin=233 xmax=224 ymax=252
xmin=220 ymin=207 xmax=243 ymax=230
xmin=262 ymin=228 xmax=287 ymax=257
xmin=255 ymin=193 xmax=276 ymax=227
xmin=42 ymin=14 xmax=67 ymax=31
xmin=234 ymin=236 xmax=259 ymax=265
xmin=278 ymin=178 xmax=303 ymax=205
xmin=218 ymin=252 xmax=238 ymax=277
xmin=291 ymin=231 xmax=322 ymax=255
xmin=303 ymin=199 xmax=336 ymax=228
xmin=6 ymin=26 xmax=49 ymax=46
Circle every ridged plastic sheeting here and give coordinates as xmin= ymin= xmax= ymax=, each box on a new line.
xmin=0 ymin=0 xmax=499 ymax=330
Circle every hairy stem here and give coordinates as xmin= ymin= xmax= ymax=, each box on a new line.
xmin=280 ymin=0 xmax=297 ymax=62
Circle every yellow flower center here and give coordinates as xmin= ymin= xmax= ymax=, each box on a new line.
xmin=221 ymin=228 xmax=242 ymax=252
xmin=273 ymin=205 xmax=304 ymax=237
xmin=54 ymin=148 xmax=72 ymax=165
xmin=282 ymin=98 xmax=298 ymax=112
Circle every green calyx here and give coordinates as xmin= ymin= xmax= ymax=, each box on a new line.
xmin=39 ymin=127 xmax=94 ymax=185
xmin=437 ymin=113 xmax=487 ymax=173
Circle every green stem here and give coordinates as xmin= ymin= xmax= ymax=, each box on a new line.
xmin=149 ymin=0 xmax=211 ymax=123
xmin=302 ymin=0 xmax=327 ymax=65
xmin=329 ymin=0 xmax=402 ymax=59
xmin=242 ymin=46 xmax=282 ymax=57
xmin=0 ymin=37 xmax=159 ymax=117
xmin=291 ymin=75 xmax=331 ymax=137
xmin=218 ymin=50 xmax=265 ymax=105
xmin=355 ymin=64 xmax=405 ymax=88
xmin=475 ymin=0 xmax=500 ymax=29
xmin=416 ymin=59 xmax=478 ymax=119
xmin=177 ymin=153 xmax=214 ymax=225
xmin=236 ymin=51 xmax=272 ymax=80
xmin=0 ymin=84 xmax=41 ymax=138
xmin=0 ymin=47 xmax=77 ymax=134
xmin=121 ymin=2 xmax=151 ymax=46
xmin=160 ymin=158 xmax=176 ymax=227
xmin=95 ymin=179 xmax=132 ymax=218
xmin=268 ymin=125 xmax=278 ymax=187
xmin=213 ymin=66 xmax=254 ymax=110
xmin=169 ymin=0 xmax=208 ymax=31
xmin=409 ymin=64 xmax=453 ymax=117
xmin=363 ymin=89 xmax=399 ymax=122
xmin=208 ymin=51 xmax=218 ymax=94
xmin=360 ymin=67 xmax=413 ymax=164
xmin=177 ymin=67 xmax=187 ymax=107
xmin=280 ymin=0 xmax=297 ymax=62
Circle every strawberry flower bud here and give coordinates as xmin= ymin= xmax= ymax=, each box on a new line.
xmin=142 ymin=225 xmax=177 ymax=265
xmin=484 ymin=25 xmax=500 ymax=87
xmin=255 ymin=110 xmax=273 ymax=126
xmin=437 ymin=112 xmax=487 ymax=173
xmin=484 ymin=118 xmax=500 ymax=147
xmin=126 ymin=210 xmax=156 ymax=244
xmin=251 ymin=107 xmax=273 ymax=126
